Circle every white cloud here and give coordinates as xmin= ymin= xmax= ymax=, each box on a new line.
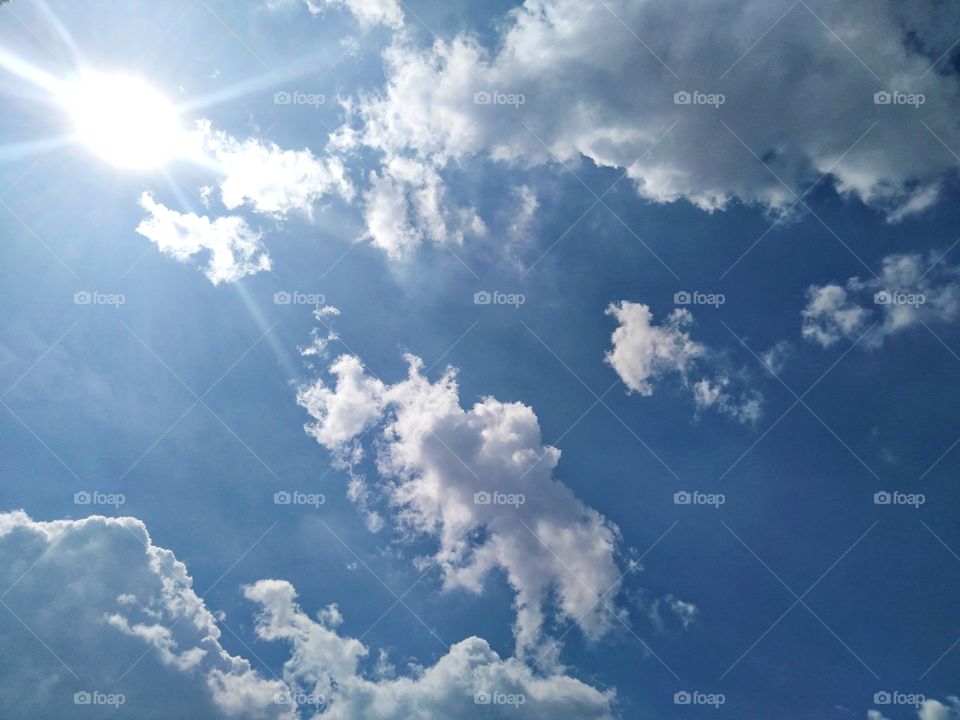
xmin=362 ymin=156 xmax=486 ymax=258
xmin=604 ymin=302 xmax=704 ymax=396
xmin=136 ymin=192 xmax=272 ymax=285
xmin=0 ymin=511 xmax=291 ymax=719
xmin=298 ymin=353 xmax=627 ymax=658
xmin=200 ymin=121 xmax=354 ymax=219
xmin=605 ymin=301 xmax=762 ymax=423
xmin=802 ymin=252 xmax=960 ymax=348
xmin=265 ymin=0 xmax=403 ymax=28
xmin=245 ymin=579 xmax=616 ymax=719
xmin=918 ymin=698 xmax=960 ymax=720
xmin=331 ymin=0 xmax=960 ymax=252
xmin=0 ymin=511 xmax=614 ymax=719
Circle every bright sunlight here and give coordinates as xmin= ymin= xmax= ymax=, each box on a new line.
xmin=61 ymin=73 xmax=184 ymax=169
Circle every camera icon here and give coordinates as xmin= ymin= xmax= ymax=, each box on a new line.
xmin=874 ymin=691 xmax=892 ymax=705
xmin=474 ymin=691 xmax=491 ymax=705
xmin=874 ymin=291 xmax=891 ymax=305
xmin=674 ymin=291 xmax=691 ymax=305
xmin=674 ymin=91 xmax=691 ymax=105
xmin=674 ymin=691 xmax=692 ymax=705
xmin=73 ymin=291 xmax=92 ymax=305
xmin=274 ymin=291 xmax=292 ymax=305
xmin=874 ymin=91 xmax=892 ymax=105
xmin=274 ymin=491 xmax=292 ymax=505
xmin=74 ymin=692 xmax=92 ymax=705
xmin=873 ymin=491 xmax=892 ymax=505
xmin=274 ymin=91 xmax=292 ymax=105
xmin=673 ymin=491 xmax=691 ymax=505
xmin=473 ymin=91 xmax=491 ymax=105
xmin=273 ymin=692 xmax=292 ymax=705
xmin=474 ymin=491 xmax=492 ymax=505
xmin=474 ymin=291 xmax=492 ymax=305
xmin=74 ymin=491 xmax=92 ymax=505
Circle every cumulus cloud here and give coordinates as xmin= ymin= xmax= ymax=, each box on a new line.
xmin=328 ymin=0 xmax=960 ymax=255
xmin=136 ymin=193 xmax=272 ymax=285
xmin=605 ymin=301 xmax=762 ymax=423
xmin=245 ymin=579 xmax=616 ymax=719
xmin=298 ymin=353 xmax=627 ymax=657
xmin=199 ymin=121 xmax=354 ymax=219
xmin=265 ymin=0 xmax=403 ymax=28
xmin=802 ymin=252 xmax=960 ymax=348
xmin=0 ymin=511 xmax=290 ymax=719
xmin=0 ymin=511 xmax=614 ymax=719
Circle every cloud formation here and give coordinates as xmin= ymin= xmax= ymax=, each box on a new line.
xmin=802 ymin=252 xmax=960 ymax=348
xmin=0 ymin=511 xmax=615 ymax=719
xmin=605 ymin=301 xmax=762 ymax=423
xmin=328 ymin=0 xmax=960 ymax=256
xmin=298 ymin=353 xmax=627 ymax=657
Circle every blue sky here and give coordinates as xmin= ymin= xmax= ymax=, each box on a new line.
xmin=1 ymin=1 xmax=960 ymax=718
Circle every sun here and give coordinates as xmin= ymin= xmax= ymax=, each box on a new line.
xmin=62 ymin=73 xmax=185 ymax=170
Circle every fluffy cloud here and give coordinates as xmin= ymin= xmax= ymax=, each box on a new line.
xmin=136 ymin=122 xmax=355 ymax=284
xmin=0 ymin=511 xmax=290 ymax=719
xmin=266 ymin=0 xmax=403 ymax=28
xmin=298 ymin=353 xmax=627 ymax=657
xmin=200 ymin=121 xmax=354 ymax=219
xmin=361 ymin=156 xmax=485 ymax=258
xmin=329 ymin=0 xmax=960 ymax=254
xmin=136 ymin=193 xmax=272 ymax=285
xmin=246 ymin=579 xmax=616 ymax=719
xmin=0 ymin=511 xmax=614 ymax=719
xmin=802 ymin=252 xmax=960 ymax=348
xmin=605 ymin=301 xmax=762 ymax=423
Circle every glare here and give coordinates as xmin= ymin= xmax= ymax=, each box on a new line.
xmin=62 ymin=73 xmax=185 ymax=169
